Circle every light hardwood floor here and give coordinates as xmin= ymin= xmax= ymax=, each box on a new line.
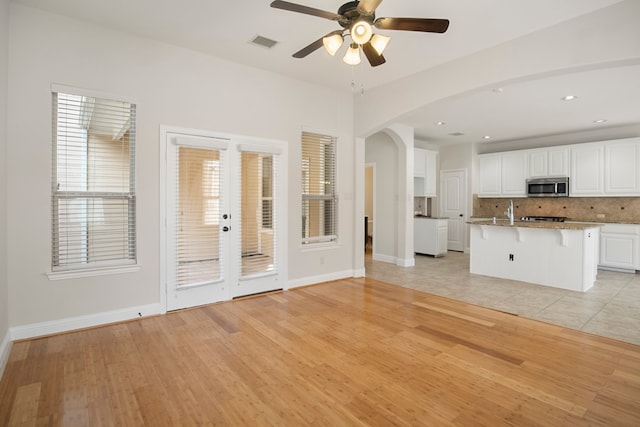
xmin=1 ymin=277 xmax=639 ymax=426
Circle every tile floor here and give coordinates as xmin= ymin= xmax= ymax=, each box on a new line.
xmin=365 ymin=251 xmax=640 ymax=345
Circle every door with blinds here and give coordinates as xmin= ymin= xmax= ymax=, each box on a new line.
xmin=164 ymin=131 xmax=285 ymax=311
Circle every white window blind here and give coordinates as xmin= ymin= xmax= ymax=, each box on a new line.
xmin=301 ymin=131 xmax=337 ymax=245
xmin=176 ymin=146 xmax=224 ymax=287
xmin=52 ymin=91 xmax=136 ymax=271
xmin=238 ymin=150 xmax=279 ymax=277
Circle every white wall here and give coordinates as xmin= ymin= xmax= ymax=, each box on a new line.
xmin=6 ymin=5 xmax=354 ymax=329
xmin=0 ymin=0 xmax=10 ymax=370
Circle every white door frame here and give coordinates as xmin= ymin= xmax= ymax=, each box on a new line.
xmin=159 ymin=126 xmax=288 ymax=313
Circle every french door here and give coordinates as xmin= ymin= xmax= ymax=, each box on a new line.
xmin=162 ymin=128 xmax=286 ymax=311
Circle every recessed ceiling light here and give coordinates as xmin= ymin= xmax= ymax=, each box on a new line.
xmin=492 ymin=87 xmax=504 ymax=93
xmin=593 ymin=119 xmax=607 ymax=124
xmin=435 ymin=121 xmax=446 ymax=126
xmin=483 ymin=135 xmax=491 ymax=140
xmin=561 ymin=95 xmax=578 ymax=101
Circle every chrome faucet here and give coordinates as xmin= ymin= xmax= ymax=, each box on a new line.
xmin=506 ymin=199 xmax=514 ymax=225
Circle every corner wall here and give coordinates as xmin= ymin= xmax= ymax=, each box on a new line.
xmin=0 ymin=0 xmax=10 ymax=376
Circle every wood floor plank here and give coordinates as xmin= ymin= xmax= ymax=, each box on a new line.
xmin=1 ymin=277 xmax=640 ymax=426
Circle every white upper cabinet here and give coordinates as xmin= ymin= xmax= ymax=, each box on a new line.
xmin=414 ymin=148 xmax=437 ymax=197
xmin=548 ymin=148 xmax=570 ymax=177
xmin=424 ymin=149 xmax=437 ymax=196
xmin=528 ymin=147 xmax=569 ymax=178
xmin=414 ymin=148 xmax=426 ymax=177
xmin=605 ymin=139 xmax=640 ymax=194
xmin=478 ymin=151 xmax=526 ymax=197
xmin=501 ymin=151 xmax=527 ymax=196
xmin=570 ymin=138 xmax=640 ymax=197
xmin=478 ymin=153 xmax=502 ymax=197
xmin=571 ymin=143 xmax=605 ymax=196
xmin=479 ymin=137 xmax=640 ymax=198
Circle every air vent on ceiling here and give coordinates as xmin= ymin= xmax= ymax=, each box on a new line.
xmin=250 ymin=35 xmax=279 ymax=49
xmin=448 ymin=132 xmax=465 ymax=136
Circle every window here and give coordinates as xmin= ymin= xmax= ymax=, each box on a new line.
xmin=51 ymin=88 xmax=136 ymax=272
xmin=261 ymin=155 xmax=273 ymax=229
xmin=301 ymin=131 xmax=337 ymax=244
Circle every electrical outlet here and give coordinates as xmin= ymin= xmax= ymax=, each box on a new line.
xmin=597 ymin=213 xmax=605 ymax=219
xmin=509 ymin=254 xmax=514 ymax=261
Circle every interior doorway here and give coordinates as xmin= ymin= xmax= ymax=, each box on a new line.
xmin=364 ymin=164 xmax=375 ymax=253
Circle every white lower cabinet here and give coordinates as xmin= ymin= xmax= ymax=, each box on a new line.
xmin=414 ymin=217 xmax=448 ymax=257
xmin=599 ymin=224 xmax=640 ymax=272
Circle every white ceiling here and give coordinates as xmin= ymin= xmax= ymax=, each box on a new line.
xmin=12 ymin=0 xmax=639 ymax=145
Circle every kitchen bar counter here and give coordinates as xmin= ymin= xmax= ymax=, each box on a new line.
xmin=469 ymin=221 xmax=600 ymax=292
xmin=468 ymin=219 xmax=604 ymax=230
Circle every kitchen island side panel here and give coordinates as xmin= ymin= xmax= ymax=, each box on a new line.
xmin=469 ymin=224 xmax=599 ymax=292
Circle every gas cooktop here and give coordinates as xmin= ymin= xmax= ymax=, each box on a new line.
xmin=520 ymin=216 xmax=567 ymax=222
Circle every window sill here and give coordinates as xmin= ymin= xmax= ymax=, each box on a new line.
xmin=47 ymin=264 xmax=140 ymax=281
xmin=300 ymin=242 xmax=341 ymax=252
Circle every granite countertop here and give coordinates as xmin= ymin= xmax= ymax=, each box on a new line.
xmin=467 ymin=219 xmax=603 ymax=230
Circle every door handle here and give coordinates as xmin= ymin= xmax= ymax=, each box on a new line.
xmin=459 ymin=214 xmax=464 ymax=217
xmin=223 ymin=226 xmax=230 ymax=232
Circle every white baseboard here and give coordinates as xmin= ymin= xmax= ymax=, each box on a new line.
xmin=598 ymin=265 xmax=637 ymax=274
xmin=353 ymin=267 xmax=365 ymax=278
xmin=288 ymin=269 xmax=354 ymax=289
xmin=398 ymin=257 xmax=415 ymax=267
xmin=0 ymin=330 xmax=11 ymax=380
xmin=372 ymin=253 xmax=415 ymax=267
xmin=10 ymin=303 xmax=162 ymax=341
xmin=372 ymin=253 xmax=396 ymax=264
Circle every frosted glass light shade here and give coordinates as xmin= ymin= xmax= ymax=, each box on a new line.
xmin=322 ymin=33 xmax=343 ymax=56
xmin=343 ymin=43 xmax=361 ymax=65
xmin=350 ymin=20 xmax=373 ymax=45
xmin=370 ymin=34 xmax=390 ymax=55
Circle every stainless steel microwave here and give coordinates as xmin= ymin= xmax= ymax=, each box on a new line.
xmin=526 ymin=177 xmax=569 ymax=197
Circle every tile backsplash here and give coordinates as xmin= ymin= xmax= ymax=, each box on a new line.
xmin=473 ymin=195 xmax=640 ymax=223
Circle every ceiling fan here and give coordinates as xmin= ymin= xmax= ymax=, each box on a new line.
xmin=270 ymin=0 xmax=450 ymax=67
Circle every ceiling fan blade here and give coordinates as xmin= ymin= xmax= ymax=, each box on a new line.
xmin=375 ymin=17 xmax=450 ymax=33
xmin=357 ymin=0 xmax=383 ymax=15
xmin=292 ymin=31 xmax=339 ymax=58
xmin=270 ymin=0 xmax=340 ymax=21
xmin=362 ymin=42 xmax=386 ymax=67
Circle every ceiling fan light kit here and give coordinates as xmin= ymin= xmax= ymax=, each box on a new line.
xmin=270 ymin=0 xmax=449 ymax=67
xmin=343 ymin=43 xmax=362 ymax=65
xmin=351 ymin=20 xmax=373 ymax=45
xmin=323 ymin=32 xmax=344 ymax=56
xmin=370 ymin=34 xmax=390 ymax=55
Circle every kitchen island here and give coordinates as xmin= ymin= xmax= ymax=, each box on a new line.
xmin=468 ymin=220 xmax=602 ymax=292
